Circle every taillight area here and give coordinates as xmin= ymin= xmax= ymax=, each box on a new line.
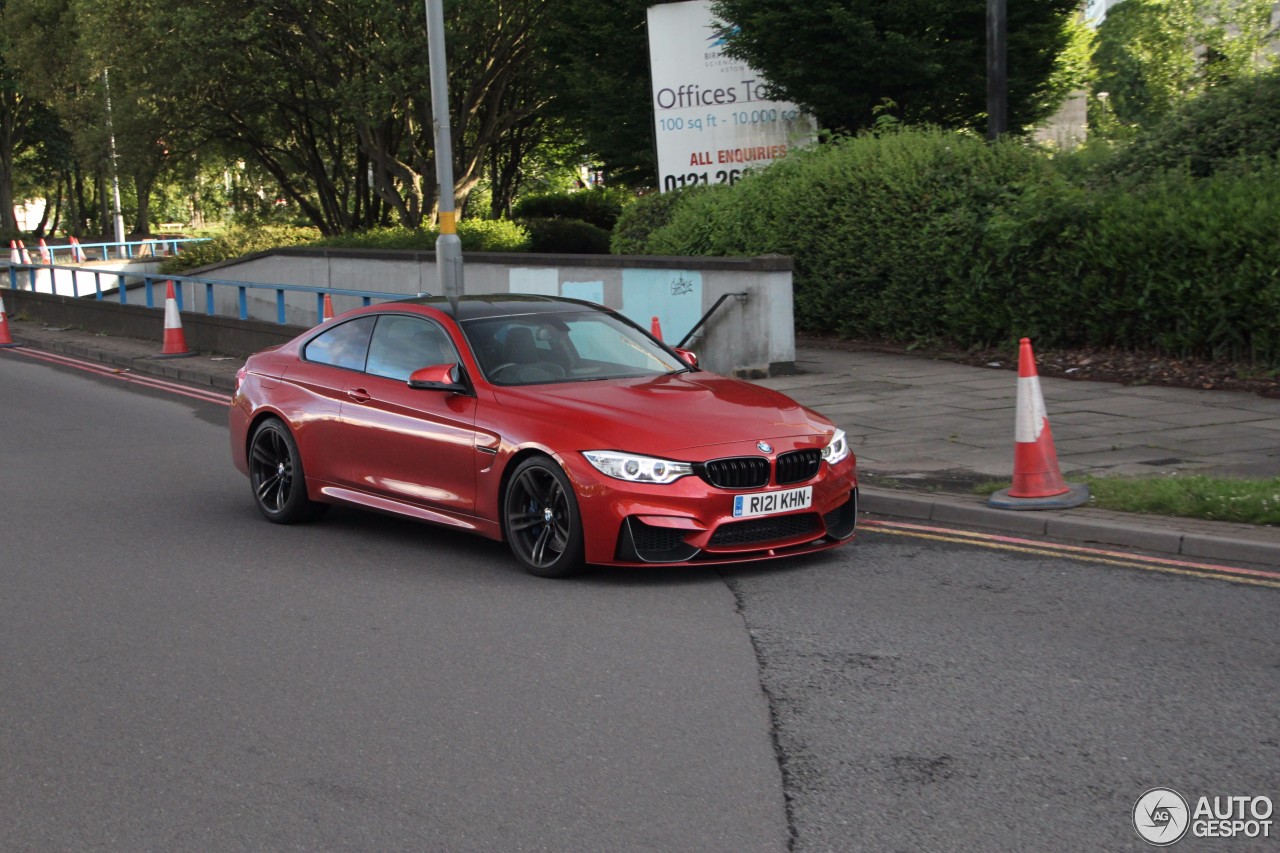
xmin=234 ymin=366 xmax=248 ymax=394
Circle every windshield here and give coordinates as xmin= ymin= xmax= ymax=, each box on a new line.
xmin=462 ymin=309 xmax=686 ymax=386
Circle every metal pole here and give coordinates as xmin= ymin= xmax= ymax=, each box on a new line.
xmin=102 ymin=69 xmax=127 ymax=247
xmin=424 ymin=0 xmax=463 ymax=309
xmin=986 ymin=0 xmax=1008 ymax=140
xmin=988 ymin=0 xmax=1008 ymax=139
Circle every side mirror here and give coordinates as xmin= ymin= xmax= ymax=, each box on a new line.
xmin=673 ymin=347 xmax=699 ymax=368
xmin=408 ymin=363 xmax=468 ymax=392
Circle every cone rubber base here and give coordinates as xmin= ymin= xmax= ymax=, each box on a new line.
xmin=152 ymin=351 xmax=196 ymax=359
xmin=989 ymin=483 xmax=1090 ymax=511
xmin=0 ymin=342 xmax=21 ymax=348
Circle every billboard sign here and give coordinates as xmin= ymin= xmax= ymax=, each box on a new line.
xmin=646 ymin=0 xmax=816 ymax=192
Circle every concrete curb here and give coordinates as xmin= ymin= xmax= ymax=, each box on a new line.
xmin=16 ymin=326 xmax=241 ymax=392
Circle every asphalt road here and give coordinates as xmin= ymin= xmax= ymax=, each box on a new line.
xmin=0 ymin=354 xmax=786 ymax=851
xmin=2 ymin=350 xmax=1277 ymax=851
xmin=726 ymin=538 xmax=1280 ymax=851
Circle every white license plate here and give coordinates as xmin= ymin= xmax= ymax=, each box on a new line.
xmin=732 ymin=486 xmax=813 ymax=518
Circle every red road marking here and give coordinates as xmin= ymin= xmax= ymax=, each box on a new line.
xmin=863 ymin=519 xmax=1280 ymax=588
xmin=4 ymin=346 xmax=231 ymax=407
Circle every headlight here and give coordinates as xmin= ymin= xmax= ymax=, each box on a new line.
xmin=821 ymin=428 xmax=850 ymax=465
xmin=583 ymin=451 xmax=693 ymax=484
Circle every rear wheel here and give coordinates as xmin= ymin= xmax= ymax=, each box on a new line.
xmin=502 ymin=456 xmax=586 ymax=578
xmin=248 ymin=418 xmax=328 ymax=524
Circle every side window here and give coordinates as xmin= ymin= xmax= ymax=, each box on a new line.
xmin=303 ymin=316 xmax=376 ymax=370
xmin=366 ymin=315 xmax=457 ymax=382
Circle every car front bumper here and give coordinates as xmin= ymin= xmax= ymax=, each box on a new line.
xmin=563 ymin=451 xmax=859 ymax=567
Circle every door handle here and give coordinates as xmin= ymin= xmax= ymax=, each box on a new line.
xmin=347 ymin=388 xmax=371 ymax=403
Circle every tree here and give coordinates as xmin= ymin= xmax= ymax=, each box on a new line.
xmin=135 ymin=0 xmax=569 ymax=234
xmin=0 ymin=47 xmax=29 ymax=232
xmin=1106 ymin=64 xmax=1280 ymax=177
xmin=0 ymin=0 xmax=83 ymax=234
xmin=542 ymin=0 xmax=661 ymax=187
xmin=3 ymin=0 xmax=183 ymax=236
xmin=1093 ymin=0 xmax=1279 ymax=133
xmin=709 ymin=0 xmax=1081 ymax=135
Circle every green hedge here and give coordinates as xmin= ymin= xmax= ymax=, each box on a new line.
xmin=1106 ymin=68 xmax=1280 ymax=180
xmin=160 ymin=221 xmax=531 ymax=273
xmin=160 ymin=226 xmax=319 ymax=274
xmin=610 ymin=188 xmax=710 ymax=255
xmin=963 ymin=167 xmax=1280 ymax=361
xmin=518 ymin=218 xmax=612 ymax=254
xmin=307 ymin=220 xmax=531 ymax=253
xmin=511 ymin=187 xmax=634 ymax=230
xmin=633 ymin=126 xmax=1280 ymax=364
xmin=644 ymin=129 xmax=1056 ymax=339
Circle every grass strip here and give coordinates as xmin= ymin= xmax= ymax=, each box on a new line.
xmin=974 ymin=475 xmax=1280 ymax=526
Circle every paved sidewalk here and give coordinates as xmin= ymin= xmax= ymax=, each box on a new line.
xmin=6 ymin=318 xmax=1279 ymax=567
xmin=765 ymin=347 xmax=1280 ymax=482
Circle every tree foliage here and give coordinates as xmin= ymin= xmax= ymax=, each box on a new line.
xmin=709 ymin=0 xmax=1081 ymax=135
xmin=1105 ymin=65 xmax=1280 ymax=178
xmin=1 ymin=0 xmax=584 ymax=235
xmin=1093 ymin=0 xmax=1279 ymax=133
xmin=140 ymin=0 xmax=564 ymax=234
xmin=0 ymin=0 xmax=93 ymax=234
xmin=541 ymin=0 xmax=661 ymax=187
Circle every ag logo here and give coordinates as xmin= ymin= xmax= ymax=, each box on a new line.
xmin=1134 ymin=788 xmax=1190 ymax=846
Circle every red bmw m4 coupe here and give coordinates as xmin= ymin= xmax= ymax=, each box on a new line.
xmin=230 ymin=295 xmax=857 ymax=577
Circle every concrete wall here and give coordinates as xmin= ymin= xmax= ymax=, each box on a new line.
xmin=8 ymin=259 xmax=165 ymax=297
xmin=4 ymin=289 xmax=305 ymax=357
xmin=202 ymin=248 xmax=796 ymax=377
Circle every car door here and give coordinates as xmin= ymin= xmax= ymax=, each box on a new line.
xmin=336 ymin=313 xmax=480 ymax=513
xmin=283 ymin=315 xmax=377 ymax=487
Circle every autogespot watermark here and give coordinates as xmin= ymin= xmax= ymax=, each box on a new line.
xmin=1133 ymin=787 xmax=1274 ymax=846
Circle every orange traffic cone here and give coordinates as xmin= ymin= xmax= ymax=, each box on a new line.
xmin=0 ymin=293 xmax=18 ymax=347
xmin=37 ymin=238 xmax=51 ymax=264
xmin=989 ymin=338 xmax=1089 ymax=510
xmin=8 ymin=240 xmax=19 ymax=265
xmin=70 ymin=235 xmax=85 ymax=262
xmin=651 ymin=315 xmax=663 ymax=342
xmin=157 ymin=280 xmax=194 ymax=358
xmin=322 ymin=293 xmax=335 ymax=322
xmin=18 ymin=241 xmax=31 ymax=265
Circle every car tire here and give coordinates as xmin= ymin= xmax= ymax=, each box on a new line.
xmin=502 ymin=456 xmax=586 ymax=578
xmin=248 ymin=417 xmax=329 ymax=524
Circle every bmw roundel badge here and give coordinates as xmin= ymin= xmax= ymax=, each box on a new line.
xmin=757 ymin=441 xmax=773 ymax=454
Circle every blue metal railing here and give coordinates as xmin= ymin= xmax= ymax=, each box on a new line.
xmin=5 ymin=260 xmax=409 ymax=326
xmin=8 ymin=237 xmax=209 ymax=264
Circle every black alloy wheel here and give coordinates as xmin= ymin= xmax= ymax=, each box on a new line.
xmin=248 ymin=418 xmax=328 ymax=524
xmin=502 ymin=456 xmax=586 ymax=578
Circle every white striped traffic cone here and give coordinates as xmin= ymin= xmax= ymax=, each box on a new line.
xmin=9 ymin=240 xmax=19 ymax=265
xmin=37 ymin=238 xmax=51 ymax=264
xmin=323 ymin=293 xmax=335 ymax=322
xmin=157 ymin=280 xmax=194 ymax=358
xmin=989 ymin=338 xmax=1089 ymax=510
xmin=18 ymin=241 xmax=31 ymax=265
xmin=70 ymin=235 xmax=85 ymax=262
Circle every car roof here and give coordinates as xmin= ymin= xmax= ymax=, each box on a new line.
xmin=395 ymin=293 xmax=606 ymax=321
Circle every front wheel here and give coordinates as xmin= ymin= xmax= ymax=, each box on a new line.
xmin=248 ymin=418 xmax=328 ymax=524
xmin=502 ymin=456 xmax=586 ymax=578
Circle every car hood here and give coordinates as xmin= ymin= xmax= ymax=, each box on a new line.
xmin=492 ymin=372 xmax=833 ymax=453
